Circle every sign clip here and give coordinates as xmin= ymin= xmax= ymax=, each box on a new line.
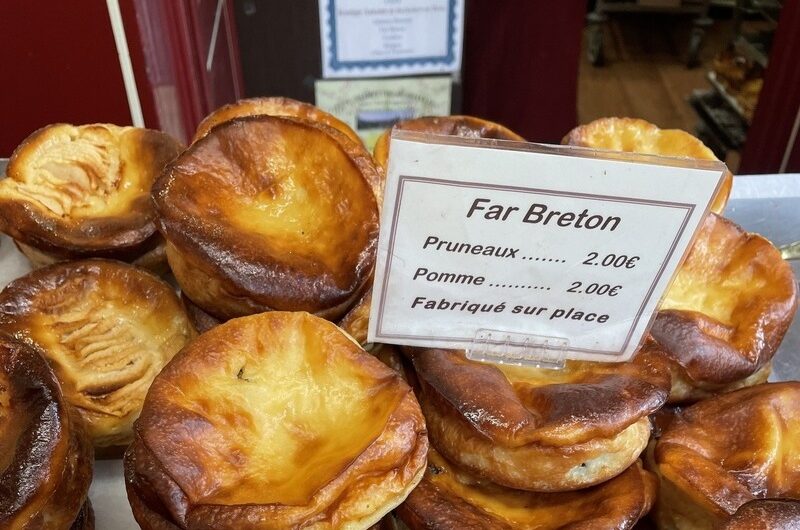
xmin=466 ymin=329 xmax=567 ymax=370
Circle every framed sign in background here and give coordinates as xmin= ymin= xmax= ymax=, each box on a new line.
xmin=315 ymin=76 xmax=452 ymax=148
xmin=319 ymin=0 xmax=464 ymax=78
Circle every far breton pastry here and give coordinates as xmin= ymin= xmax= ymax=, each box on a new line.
xmin=180 ymin=292 xmax=222 ymax=333
xmin=338 ymin=291 xmax=407 ymax=376
xmin=651 ymin=382 xmax=800 ymax=529
xmin=192 ymin=97 xmax=383 ymax=203
xmin=193 ymin=96 xmax=362 ymax=145
xmin=651 ymin=213 xmax=797 ymax=403
xmin=338 ymin=290 xmax=373 ymax=346
xmin=720 ymin=500 xmax=800 ymax=530
xmin=0 ymin=335 xmax=93 ymax=529
xmin=0 ymin=123 xmax=183 ymax=271
xmin=406 ymin=343 xmax=670 ymax=492
xmin=0 ymin=259 xmax=196 ymax=449
xmin=562 ymin=117 xmax=732 ymax=214
xmin=398 ymin=448 xmax=655 ymax=529
xmin=70 ymin=501 xmax=95 ymax=530
xmin=154 ymin=115 xmax=380 ymax=321
xmin=368 ymin=517 xmax=402 ymax=530
xmin=125 ymin=311 xmax=427 ymax=530
xmin=373 ymin=115 xmax=524 ymax=170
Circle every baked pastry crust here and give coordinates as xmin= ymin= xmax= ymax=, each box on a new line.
xmin=407 ymin=342 xmax=670 ymax=491
xmin=70 ymin=500 xmax=95 ymax=530
xmin=720 ymin=500 xmax=800 ymax=530
xmin=154 ymin=116 xmax=379 ymax=321
xmin=397 ymin=449 xmax=656 ymax=530
xmin=562 ymin=117 xmax=732 ymax=214
xmin=373 ymin=115 xmax=524 ymax=169
xmin=0 ymin=123 xmax=182 ymax=267
xmin=0 ymin=259 xmax=196 ymax=448
xmin=193 ymin=98 xmax=384 ymax=204
xmin=652 ymin=383 xmax=800 ymax=529
xmin=338 ymin=290 xmax=372 ymax=345
xmin=366 ymin=516 xmax=400 ymax=530
xmin=0 ymin=335 xmax=93 ymax=529
xmin=193 ymin=96 xmax=362 ymax=145
xmin=652 ymin=213 xmax=797 ymax=403
xmin=180 ymin=292 xmax=222 ymax=333
xmin=125 ymin=311 xmax=428 ymax=530
xmin=14 ymin=238 xmax=169 ymax=276
xmin=337 ymin=291 xmax=412 ymax=377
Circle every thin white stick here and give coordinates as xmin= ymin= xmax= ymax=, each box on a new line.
xmin=207 ymin=0 xmax=225 ymax=72
xmin=780 ymin=106 xmax=800 ymax=173
xmin=106 ymin=0 xmax=145 ymax=127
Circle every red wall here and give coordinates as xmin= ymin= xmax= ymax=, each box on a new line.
xmin=739 ymin=0 xmax=800 ymax=173
xmin=462 ymin=1 xmax=586 ymax=143
xmin=0 ymin=1 xmax=133 ymax=156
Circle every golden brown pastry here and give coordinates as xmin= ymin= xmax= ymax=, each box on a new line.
xmin=194 ymin=97 xmax=382 ymax=205
xmin=406 ymin=342 xmax=670 ymax=492
xmin=737 ymin=79 xmax=763 ymax=122
xmin=180 ymin=292 xmax=222 ymax=333
xmin=125 ymin=311 xmax=428 ymax=530
xmin=373 ymin=115 xmax=524 ymax=170
xmin=0 ymin=335 xmax=93 ymax=529
xmin=193 ymin=96 xmax=361 ymax=145
xmin=338 ymin=290 xmax=372 ymax=345
xmin=70 ymin=500 xmax=95 ymax=530
xmin=562 ymin=117 xmax=732 ymax=214
xmin=367 ymin=515 xmax=402 ymax=530
xmin=652 ymin=383 xmax=800 ymax=529
xmin=153 ymin=115 xmax=379 ymax=321
xmin=0 ymin=123 xmax=183 ymax=271
xmin=0 ymin=259 xmax=196 ymax=448
xmin=720 ymin=500 xmax=800 ymax=530
xmin=651 ymin=213 xmax=797 ymax=403
xmin=398 ymin=448 xmax=655 ymax=529
xmin=337 ymin=291 xmax=408 ymax=375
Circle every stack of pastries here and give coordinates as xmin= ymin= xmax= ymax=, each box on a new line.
xmin=0 ymin=102 xmax=797 ymax=530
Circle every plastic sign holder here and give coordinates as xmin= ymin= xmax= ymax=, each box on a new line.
xmin=466 ymin=330 xmax=567 ymax=369
xmin=367 ymin=131 xmax=729 ymax=366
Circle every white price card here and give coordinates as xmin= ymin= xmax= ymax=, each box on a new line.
xmin=367 ymin=132 xmax=729 ymax=364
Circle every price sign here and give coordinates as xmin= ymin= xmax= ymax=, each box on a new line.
xmin=367 ymin=132 xmax=728 ymax=363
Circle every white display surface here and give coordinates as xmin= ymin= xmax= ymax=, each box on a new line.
xmin=368 ymin=134 xmax=727 ymax=363
xmin=90 ymin=460 xmax=137 ymax=529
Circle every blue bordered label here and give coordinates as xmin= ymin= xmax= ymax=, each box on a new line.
xmin=319 ymin=0 xmax=464 ymax=79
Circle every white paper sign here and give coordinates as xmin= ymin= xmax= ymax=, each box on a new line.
xmin=319 ymin=0 xmax=464 ymax=78
xmin=367 ymin=133 xmax=728 ymax=363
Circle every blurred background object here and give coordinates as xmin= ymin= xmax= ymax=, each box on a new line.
xmin=1 ymin=0 xmax=798 ymax=172
xmin=578 ymin=0 xmax=799 ymax=173
xmin=586 ymin=0 xmax=714 ymax=68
